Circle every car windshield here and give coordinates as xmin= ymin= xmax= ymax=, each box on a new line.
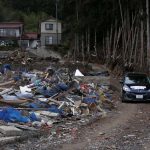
xmin=125 ymin=75 xmax=150 ymax=84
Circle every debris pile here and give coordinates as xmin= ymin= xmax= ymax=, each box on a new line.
xmin=0 ymin=62 xmax=114 ymax=141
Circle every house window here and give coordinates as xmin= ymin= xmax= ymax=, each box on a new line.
xmin=45 ymin=36 xmax=53 ymax=45
xmin=45 ymin=23 xmax=53 ymax=30
xmin=6 ymin=29 xmax=16 ymax=36
xmin=0 ymin=29 xmax=6 ymax=36
xmin=0 ymin=29 xmax=18 ymax=37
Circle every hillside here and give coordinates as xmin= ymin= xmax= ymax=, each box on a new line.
xmin=0 ymin=0 xmax=150 ymax=73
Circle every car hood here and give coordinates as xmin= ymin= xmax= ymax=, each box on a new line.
xmin=126 ymin=84 xmax=150 ymax=90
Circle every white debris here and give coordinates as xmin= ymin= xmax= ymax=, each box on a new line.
xmin=75 ymin=69 xmax=84 ymax=77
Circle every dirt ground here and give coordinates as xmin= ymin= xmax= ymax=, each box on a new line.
xmin=3 ymin=98 xmax=150 ymax=150
xmin=1 ymin=64 xmax=150 ymax=150
xmin=57 ymin=103 xmax=150 ymax=150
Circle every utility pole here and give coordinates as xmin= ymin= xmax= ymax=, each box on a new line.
xmin=146 ymin=0 xmax=150 ymax=73
xmin=75 ymin=0 xmax=79 ymax=55
xmin=56 ymin=0 xmax=58 ymax=45
xmin=19 ymin=25 xmax=22 ymax=50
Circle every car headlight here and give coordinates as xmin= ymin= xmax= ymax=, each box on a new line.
xmin=123 ymin=85 xmax=131 ymax=92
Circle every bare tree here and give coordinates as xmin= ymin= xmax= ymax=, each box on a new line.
xmin=146 ymin=0 xmax=150 ymax=73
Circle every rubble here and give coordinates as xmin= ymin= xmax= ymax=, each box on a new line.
xmin=0 ymin=60 xmax=115 ymax=145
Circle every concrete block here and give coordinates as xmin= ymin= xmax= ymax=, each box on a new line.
xmin=0 ymin=126 xmax=22 ymax=136
xmin=8 ymin=123 xmax=37 ymax=131
xmin=0 ymin=136 xmax=20 ymax=145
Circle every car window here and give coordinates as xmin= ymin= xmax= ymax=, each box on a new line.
xmin=125 ymin=75 xmax=150 ymax=84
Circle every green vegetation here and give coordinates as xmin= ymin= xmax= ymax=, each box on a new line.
xmin=0 ymin=0 xmax=149 ymax=72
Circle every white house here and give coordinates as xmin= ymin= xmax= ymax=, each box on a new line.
xmin=40 ymin=17 xmax=62 ymax=46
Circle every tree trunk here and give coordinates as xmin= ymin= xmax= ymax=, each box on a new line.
xmin=87 ymin=27 xmax=90 ymax=61
xmin=146 ymin=0 xmax=150 ymax=73
xmin=94 ymin=29 xmax=98 ymax=58
xmin=81 ymin=34 xmax=85 ymax=63
xmin=129 ymin=27 xmax=137 ymax=64
xmin=133 ymin=28 xmax=139 ymax=65
xmin=140 ymin=15 xmax=144 ymax=69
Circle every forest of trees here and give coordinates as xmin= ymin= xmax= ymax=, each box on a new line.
xmin=0 ymin=0 xmax=150 ymax=73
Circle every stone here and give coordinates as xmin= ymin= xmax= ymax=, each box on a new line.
xmin=0 ymin=136 xmax=20 ymax=145
xmin=8 ymin=123 xmax=37 ymax=131
xmin=0 ymin=126 xmax=22 ymax=136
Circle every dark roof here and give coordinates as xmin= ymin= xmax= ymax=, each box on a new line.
xmin=0 ymin=22 xmax=23 ymax=28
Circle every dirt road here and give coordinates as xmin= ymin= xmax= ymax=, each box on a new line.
xmin=57 ymin=102 xmax=150 ymax=150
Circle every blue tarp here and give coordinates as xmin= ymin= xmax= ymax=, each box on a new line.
xmin=0 ymin=107 xmax=30 ymax=123
xmin=37 ymin=83 xmax=69 ymax=97
xmin=0 ymin=64 xmax=11 ymax=74
xmin=48 ymin=104 xmax=63 ymax=115
xmin=26 ymin=100 xmax=49 ymax=108
xmin=3 ymin=64 xmax=11 ymax=70
xmin=83 ymin=97 xmax=97 ymax=104
xmin=29 ymin=112 xmax=40 ymax=122
xmin=0 ymin=107 xmax=39 ymax=123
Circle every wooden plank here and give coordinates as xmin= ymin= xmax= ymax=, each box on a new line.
xmin=0 ymin=80 xmax=14 ymax=87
